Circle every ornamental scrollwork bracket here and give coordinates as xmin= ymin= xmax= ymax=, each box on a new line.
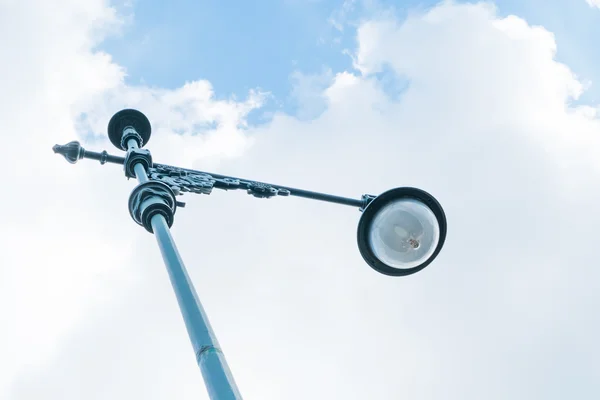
xmin=246 ymin=182 xmax=291 ymax=198
xmin=148 ymin=165 xmax=219 ymax=195
xmin=147 ymin=165 xmax=292 ymax=199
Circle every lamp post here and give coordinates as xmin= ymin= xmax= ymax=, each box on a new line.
xmin=53 ymin=109 xmax=448 ymax=399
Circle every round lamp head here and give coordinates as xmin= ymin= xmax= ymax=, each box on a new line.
xmin=357 ymin=187 xmax=447 ymax=276
xmin=107 ymin=109 xmax=152 ymax=150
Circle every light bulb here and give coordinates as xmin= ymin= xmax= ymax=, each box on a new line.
xmin=368 ymin=198 xmax=440 ymax=270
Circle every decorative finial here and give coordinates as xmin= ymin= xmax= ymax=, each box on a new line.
xmin=52 ymin=141 xmax=84 ymax=164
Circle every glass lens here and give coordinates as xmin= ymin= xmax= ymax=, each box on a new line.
xmin=368 ymin=198 xmax=440 ymax=269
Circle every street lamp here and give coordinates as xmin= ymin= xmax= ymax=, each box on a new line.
xmin=53 ymin=109 xmax=447 ymax=399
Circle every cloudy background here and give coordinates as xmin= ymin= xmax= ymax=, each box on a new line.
xmin=2 ymin=0 xmax=600 ymax=398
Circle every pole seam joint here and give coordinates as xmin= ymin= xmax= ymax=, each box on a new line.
xmin=196 ymin=345 xmax=223 ymax=363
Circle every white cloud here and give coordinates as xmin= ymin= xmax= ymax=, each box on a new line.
xmin=289 ymin=68 xmax=333 ymax=119
xmin=328 ymin=0 xmax=357 ymax=31
xmin=587 ymin=0 xmax=600 ymax=9
xmin=3 ymin=1 xmax=600 ymax=400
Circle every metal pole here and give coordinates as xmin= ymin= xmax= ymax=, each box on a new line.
xmin=128 ymin=138 xmax=242 ymax=400
xmin=150 ymin=215 xmax=242 ymax=400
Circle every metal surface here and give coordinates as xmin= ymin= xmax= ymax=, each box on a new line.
xmin=128 ymin=180 xmax=177 ymax=232
xmin=134 ymin=163 xmax=149 ymax=183
xmin=53 ymin=141 xmax=371 ymax=209
xmin=108 ymin=108 xmax=152 ymax=150
xmin=124 ymin=136 xmax=242 ymax=399
xmin=151 ymin=214 xmax=242 ymax=400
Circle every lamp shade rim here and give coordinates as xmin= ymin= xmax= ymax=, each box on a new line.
xmin=357 ymin=187 xmax=447 ymax=277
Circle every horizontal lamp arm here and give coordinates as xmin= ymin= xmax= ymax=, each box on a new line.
xmin=53 ymin=141 xmax=374 ymax=210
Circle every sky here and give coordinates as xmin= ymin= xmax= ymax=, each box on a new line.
xmin=1 ymin=0 xmax=600 ymax=399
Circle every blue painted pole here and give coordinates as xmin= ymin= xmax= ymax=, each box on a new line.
xmin=128 ymin=138 xmax=242 ymax=400
xmin=150 ymin=215 xmax=242 ymax=400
